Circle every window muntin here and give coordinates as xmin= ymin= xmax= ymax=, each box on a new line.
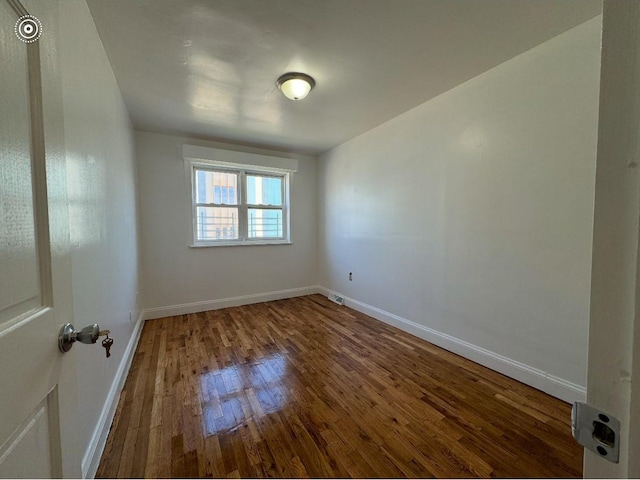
xmin=191 ymin=165 xmax=289 ymax=245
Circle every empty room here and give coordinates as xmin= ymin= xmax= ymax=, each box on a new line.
xmin=1 ymin=0 xmax=640 ymax=478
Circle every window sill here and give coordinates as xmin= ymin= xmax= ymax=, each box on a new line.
xmin=189 ymin=240 xmax=293 ymax=248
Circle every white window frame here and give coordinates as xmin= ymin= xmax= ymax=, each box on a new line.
xmin=186 ymin=154 xmax=293 ymax=247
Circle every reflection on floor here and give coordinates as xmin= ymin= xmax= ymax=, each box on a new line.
xmin=200 ymin=354 xmax=288 ymax=437
xmin=96 ymin=294 xmax=582 ymax=478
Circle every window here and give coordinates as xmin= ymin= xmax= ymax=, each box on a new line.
xmin=190 ymin=163 xmax=290 ymax=246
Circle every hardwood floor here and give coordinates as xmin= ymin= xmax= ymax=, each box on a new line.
xmin=96 ymin=294 xmax=582 ymax=478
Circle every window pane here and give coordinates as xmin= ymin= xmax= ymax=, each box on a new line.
xmin=246 ymin=175 xmax=282 ymax=206
xmin=196 ymin=206 xmax=239 ymax=240
xmin=247 ymin=208 xmax=283 ymax=238
xmin=195 ymin=169 xmax=238 ymax=205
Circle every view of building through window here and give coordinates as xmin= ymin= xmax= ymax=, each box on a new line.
xmin=247 ymin=174 xmax=283 ymax=239
xmin=194 ymin=168 xmax=285 ymax=242
xmin=196 ymin=170 xmax=239 ymax=240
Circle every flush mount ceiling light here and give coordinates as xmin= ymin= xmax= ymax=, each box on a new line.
xmin=276 ymin=72 xmax=315 ymax=101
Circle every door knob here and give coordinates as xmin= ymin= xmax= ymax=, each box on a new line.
xmin=58 ymin=323 xmax=100 ymax=352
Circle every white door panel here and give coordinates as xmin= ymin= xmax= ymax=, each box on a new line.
xmin=0 ymin=0 xmax=40 ymax=327
xmin=0 ymin=0 xmax=79 ymax=477
xmin=0 ymin=394 xmax=60 ymax=478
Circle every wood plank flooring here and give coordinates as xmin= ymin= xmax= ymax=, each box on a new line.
xmin=96 ymin=294 xmax=582 ymax=478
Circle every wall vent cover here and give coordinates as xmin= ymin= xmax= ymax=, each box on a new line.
xmin=328 ymin=293 xmax=345 ymax=305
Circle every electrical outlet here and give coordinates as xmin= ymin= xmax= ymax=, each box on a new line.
xmin=349 ymin=272 xmax=353 ymax=281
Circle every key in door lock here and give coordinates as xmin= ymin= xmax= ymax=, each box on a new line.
xmin=58 ymin=323 xmax=114 ymax=358
xmin=101 ymin=331 xmax=113 ymax=358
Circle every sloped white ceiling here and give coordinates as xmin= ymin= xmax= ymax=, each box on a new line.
xmin=87 ymin=0 xmax=602 ymax=155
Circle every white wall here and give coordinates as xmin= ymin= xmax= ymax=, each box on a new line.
xmin=57 ymin=1 xmax=140 ymax=476
xmin=136 ymin=131 xmax=317 ymax=316
xmin=318 ymin=18 xmax=602 ymax=401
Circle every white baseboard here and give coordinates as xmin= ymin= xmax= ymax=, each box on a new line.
xmin=317 ymin=286 xmax=586 ymax=404
xmin=82 ymin=311 xmax=145 ymax=479
xmin=141 ymin=286 xmax=319 ymax=320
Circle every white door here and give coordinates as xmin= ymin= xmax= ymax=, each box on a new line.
xmin=0 ymin=0 xmax=80 ymax=477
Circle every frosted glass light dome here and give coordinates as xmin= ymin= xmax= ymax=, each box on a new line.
xmin=276 ymin=72 xmax=315 ymax=101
